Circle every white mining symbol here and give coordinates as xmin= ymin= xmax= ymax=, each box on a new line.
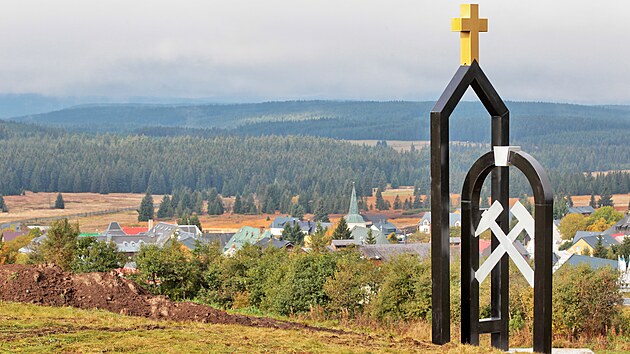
xmin=474 ymin=200 xmax=535 ymax=287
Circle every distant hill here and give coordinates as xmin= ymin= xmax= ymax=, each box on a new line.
xmin=0 ymin=93 xmax=217 ymax=119
xmin=9 ymin=100 xmax=630 ymax=142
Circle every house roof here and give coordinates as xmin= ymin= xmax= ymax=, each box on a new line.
xmin=223 ymin=226 xmax=271 ymax=254
xmin=0 ymin=230 xmax=28 ymax=242
xmin=357 ymin=243 xmax=430 ymax=262
xmin=350 ymin=226 xmax=388 ymax=244
xmin=202 ymin=232 xmax=235 ymax=249
xmin=330 ymin=239 xmax=358 ymax=248
xmin=562 ymin=254 xmax=617 ymax=271
xmin=573 ymin=231 xmax=601 ymax=244
xmin=373 ymin=220 xmax=401 ymax=234
xmin=122 ymin=227 xmax=147 ymax=235
xmin=255 ymin=236 xmax=293 ymax=250
xmin=270 ymin=217 xmax=332 ymax=234
xmin=580 ymin=234 xmax=618 ymax=249
xmin=605 ymin=214 xmax=630 ymax=236
xmin=103 ymin=222 xmax=127 ymax=237
xmin=568 ymin=206 xmax=595 ymax=215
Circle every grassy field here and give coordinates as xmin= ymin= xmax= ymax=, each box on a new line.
xmin=0 ymin=301 xmax=502 ymax=354
xmin=1 ymin=190 xmax=627 ymax=234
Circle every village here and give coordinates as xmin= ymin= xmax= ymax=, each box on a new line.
xmin=2 ymin=185 xmax=629 ymax=295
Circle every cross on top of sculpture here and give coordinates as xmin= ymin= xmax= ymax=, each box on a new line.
xmin=452 ymin=4 xmax=488 ymax=65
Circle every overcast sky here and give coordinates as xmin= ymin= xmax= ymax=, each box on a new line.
xmin=0 ymin=1 xmax=627 ymax=104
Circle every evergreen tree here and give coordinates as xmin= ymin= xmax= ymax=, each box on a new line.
xmin=403 ymin=197 xmax=411 ymax=210
xmin=0 ymin=195 xmax=7 ymax=213
xmin=365 ymin=229 xmax=376 ymax=244
xmin=553 ymin=194 xmax=569 ymax=219
xmin=281 ymin=223 xmax=292 ymax=241
xmin=375 ymin=188 xmax=388 ymax=210
xmin=567 ymin=194 xmax=574 ymax=207
xmin=157 ymin=195 xmax=172 ymax=219
xmin=598 ymin=189 xmax=614 ymax=208
xmin=332 ymin=218 xmax=352 ymax=240
xmin=138 ymin=190 xmax=154 ymax=222
xmin=589 ymin=192 xmax=597 ymax=208
xmin=233 ymin=195 xmax=242 ymax=214
xmin=289 ymin=203 xmax=305 ymax=220
xmin=54 ymin=193 xmax=65 ymax=209
xmin=39 ymin=219 xmax=79 ymax=271
xmin=393 ymin=195 xmax=402 ymax=210
xmin=593 ymin=236 xmax=608 ymax=258
xmin=189 ymin=214 xmax=202 ymax=231
xmin=207 ymin=194 xmax=224 ymax=215
xmin=413 ymin=195 xmax=422 ymax=209
xmin=291 ymin=222 xmax=304 ymax=244
xmin=309 ymin=222 xmax=329 ymax=253
xmin=313 ymin=201 xmax=330 ymax=222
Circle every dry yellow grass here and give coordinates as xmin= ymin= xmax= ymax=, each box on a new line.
xmin=0 ymin=301 xmax=505 ymax=354
xmin=0 ymin=192 xmax=150 ymax=224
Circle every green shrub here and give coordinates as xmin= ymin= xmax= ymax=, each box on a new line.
xmin=323 ymin=251 xmax=380 ymax=317
xmin=371 ymin=254 xmax=431 ymax=322
xmin=553 ymin=263 xmax=621 ymax=339
xmin=261 ymin=252 xmax=338 ymax=315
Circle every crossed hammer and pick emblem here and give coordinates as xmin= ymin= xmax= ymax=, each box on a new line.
xmin=474 ymin=200 xmax=535 ymax=288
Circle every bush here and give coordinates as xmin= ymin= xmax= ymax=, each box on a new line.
xmin=262 ymin=252 xmax=339 ymax=315
xmin=371 ymin=254 xmax=431 ymax=322
xmin=71 ymin=237 xmax=124 ymax=273
xmin=323 ymin=251 xmax=380 ymax=317
xmin=134 ymin=241 xmax=197 ymax=300
xmin=553 ymin=263 xmax=622 ymax=339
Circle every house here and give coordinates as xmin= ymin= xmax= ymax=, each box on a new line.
xmin=372 ymin=220 xmax=402 ymax=235
xmin=605 ymin=214 xmax=630 ymax=237
xmin=568 ymin=206 xmax=595 ymax=216
xmin=0 ymin=230 xmax=28 ymax=242
xmin=202 ymin=232 xmax=235 ymax=250
xmin=572 ymin=231 xmax=602 ymax=244
xmin=223 ymin=226 xmax=272 ymax=256
xmin=567 ymin=234 xmax=618 ymax=256
xmin=95 ymin=221 xmax=202 ymax=255
xmin=418 ymin=212 xmax=461 ymax=233
xmin=557 ymin=254 xmax=617 ymax=271
xmin=350 ymin=226 xmax=388 ymax=244
xmin=357 ymin=243 xmax=430 ymax=262
xmin=255 ymin=236 xmax=293 ymax=251
xmin=269 ymin=217 xmax=331 ymax=237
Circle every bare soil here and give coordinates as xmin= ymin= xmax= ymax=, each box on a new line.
xmin=0 ymin=264 xmax=342 ymax=333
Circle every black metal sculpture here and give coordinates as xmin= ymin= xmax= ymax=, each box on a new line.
xmin=461 ymin=149 xmax=553 ymax=353
xmin=430 ymin=60 xmax=509 ymax=347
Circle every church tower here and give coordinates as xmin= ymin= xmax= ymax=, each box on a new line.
xmin=344 ymin=182 xmax=366 ymax=229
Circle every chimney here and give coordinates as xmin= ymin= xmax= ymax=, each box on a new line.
xmin=148 ymin=219 xmax=154 ymax=231
xmin=259 ymin=226 xmax=265 ymax=235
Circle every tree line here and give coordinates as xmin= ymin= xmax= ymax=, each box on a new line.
xmin=0 ymin=122 xmax=629 ymax=215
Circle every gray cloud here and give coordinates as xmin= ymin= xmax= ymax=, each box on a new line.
xmin=0 ymin=0 xmax=627 ymax=103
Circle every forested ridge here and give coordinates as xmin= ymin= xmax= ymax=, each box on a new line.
xmin=0 ymin=118 xmax=629 ymax=213
xmin=11 ymin=100 xmax=630 ymax=142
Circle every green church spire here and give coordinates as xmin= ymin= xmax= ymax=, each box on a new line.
xmin=348 ymin=182 xmax=359 ymax=215
xmin=344 ymin=182 xmax=365 ymax=224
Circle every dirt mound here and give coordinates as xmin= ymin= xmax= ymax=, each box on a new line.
xmin=0 ymin=264 xmax=335 ymax=332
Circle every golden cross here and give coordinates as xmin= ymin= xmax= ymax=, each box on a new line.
xmin=452 ymin=4 xmax=488 ymax=66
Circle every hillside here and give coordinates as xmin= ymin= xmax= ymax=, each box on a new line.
xmin=0 ymin=264 xmax=497 ymax=353
xmin=9 ymin=100 xmax=630 ymax=142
